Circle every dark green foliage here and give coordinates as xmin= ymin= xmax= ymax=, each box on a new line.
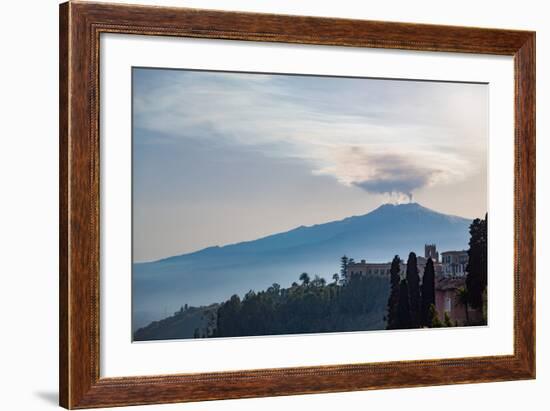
xmin=215 ymin=294 xmax=242 ymax=337
xmin=466 ymin=215 xmax=488 ymax=309
xmin=386 ymin=255 xmax=401 ymax=330
xmin=482 ymin=289 xmax=487 ymax=324
xmin=421 ymin=258 xmax=435 ymax=327
xmin=406 ymin=252 xmax=421 ymax=327
xmin=299 ymin=272 xmax=310 ymax=286
xmin=312 ymin=275 xmax=326 ymax=287
xmin=444 ymin=312 xmax=453 ymax=327
xmin=429 ymin=304 xmax=442 ymax=328
xmin=396 ymin=279 xmax=412 ymax=329
xmin=456 ymin=286 xmax=470 ymax=325
xmin=212 ymin=272 xmax=389 ymax=338
xmin=340 ymin=255 xmax=349 ymax=281
xmin=133 ymin=304 xmax=219 ymax=341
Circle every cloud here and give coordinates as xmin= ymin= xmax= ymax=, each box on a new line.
xmin=312 ymin=146 xmax=453 ymax=202
xmin=133 ymin=68 xmax=486 ymax=201
xmin=352 ymin=160 xmax=435 ymax=197
xmin=354 ymin=175 xmax=428 ymax=199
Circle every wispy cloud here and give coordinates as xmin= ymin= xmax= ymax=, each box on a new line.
xmin=312 ymin=145 xmax=468 ymax=201
xmin=133 ymin=69 xmax=487 ymax=201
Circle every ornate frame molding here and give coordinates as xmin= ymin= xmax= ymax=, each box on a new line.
xmin=59 ymin=2 xmax=535 ymax=408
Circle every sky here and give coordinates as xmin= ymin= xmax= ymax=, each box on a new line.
xmin=133 ymin=68 xmax=488 ymax=262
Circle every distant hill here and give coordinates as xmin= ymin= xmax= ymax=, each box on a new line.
xmin=133 ymin=203 xmax=473 ymax=330
xmin=134 ymin=304 xmax=218 ymax=341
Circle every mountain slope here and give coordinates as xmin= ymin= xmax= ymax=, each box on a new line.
xmin=133 ymin=203 xmax=473 ymax=329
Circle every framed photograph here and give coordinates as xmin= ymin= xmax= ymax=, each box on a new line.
xmin=59 ymin=1 xmax=535 ymax=408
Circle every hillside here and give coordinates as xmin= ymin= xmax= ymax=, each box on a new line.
xmin=133 ymin=203 xmax=473 ymax=329
xmin=134 ymin=304 xmax=219 ymax=341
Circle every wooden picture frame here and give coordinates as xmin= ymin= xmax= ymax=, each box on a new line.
xmin=59 ymin=1 xmax=535 ymax=408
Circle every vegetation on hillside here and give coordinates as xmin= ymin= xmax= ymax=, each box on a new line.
xmin=133 ymin=304 xmax=218 ymax=341
xmin=211 ymin=272 xmax=389 ymax=338
xmin=134 ymin=214 xmax=488 ymax=340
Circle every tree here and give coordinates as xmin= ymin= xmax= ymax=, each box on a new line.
xmin=340 ymin=255 xmax=349 ymax=281
xmin=444 ymin=312 xmax=453 ymax=327
xmin=215 ymin=294 xmax=242 ymax=337
xmin=482 ymin=289 xmax=488 ymax=325
xmin=429 ymin=304 xmax=442 ymax=328
xmin=406 ymin=252 xmax=421 ymax=327
xmin=312 ymin=275 xmax=326 ymax=287
xmin=466 ymin=215 xmax=488 ymax=309
xmin=209 ymin=255 xmax=393 ymax=338
xmin=332 ymin=273 xmax=339 ymax=284
xmin=299 ymin=272 xmax=310 ymax=286
xmin=396 ymin=279 xmax=412 ymax=329
xmin=421 ymin=258 xmax=435 ymax=327
xmin=268 ymin=283 xmax=281 ymax=294
xmin=456 ymin=287 xmax=470 ymax=325
xmin=386 ymin=255 xmax=401 ymax=329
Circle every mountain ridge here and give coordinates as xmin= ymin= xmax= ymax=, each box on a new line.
xmin=143 ymin=203 xmax=468 ymax=265
xmin=133 ymin=202 xmax=476 ymax=330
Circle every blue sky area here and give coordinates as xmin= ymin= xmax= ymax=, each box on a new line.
xmin=132 ymin=68 xmax=487 ymax=262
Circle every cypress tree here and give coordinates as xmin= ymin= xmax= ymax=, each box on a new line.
xmin=396 ymin=279 xmax=412 ymax=329
xmin=456 ymin=287 xmax=470 ymax=325
xmin=386 ymin=255 xmax=401 ymax=329
xmin=340 ymin=255 xmax=349 ymax=282
xmin=406 ymin=252 xmax=421 ymax=327
xmin=481 ymin=214 xmax=488 ymax=296
xmin=466 ymin=215 xmax=488 ymax=309
xmin=421 ymin=258 xmax=435 ymax=327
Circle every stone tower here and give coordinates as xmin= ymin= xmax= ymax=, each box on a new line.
xmin=424 ymin=244 xmax=439 ymax=263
